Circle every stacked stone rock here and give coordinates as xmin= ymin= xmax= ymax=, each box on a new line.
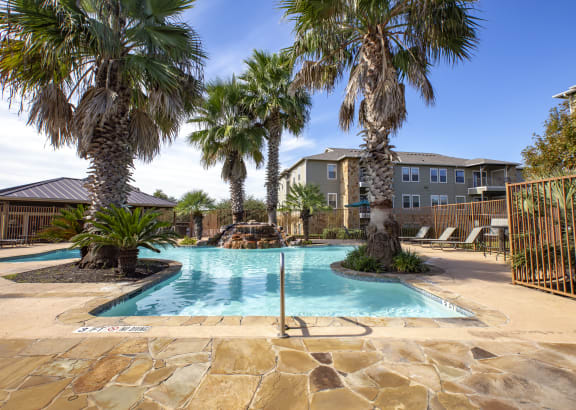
xmin=219 ymin=223 xmax=284 ymax=249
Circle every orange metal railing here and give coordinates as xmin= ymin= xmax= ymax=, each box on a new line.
xmin=507 ymin=175 xmax=576 ymax=298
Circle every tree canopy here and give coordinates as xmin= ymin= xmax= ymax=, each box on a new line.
xmin=522 ymin=102 xmax=576 ymax=177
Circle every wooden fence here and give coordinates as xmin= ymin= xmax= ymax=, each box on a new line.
xmin=507 ymin=175 xmax=576 ymax=298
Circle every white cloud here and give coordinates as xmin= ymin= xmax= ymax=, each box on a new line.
xmin=279 ymin=135 xmax=315 ymax=153
xmin=0 ymin=104 xmax=266 ymax=201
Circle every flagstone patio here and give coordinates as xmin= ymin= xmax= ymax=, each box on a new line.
xmin=0 ymin=336 xmax=575 ymax=409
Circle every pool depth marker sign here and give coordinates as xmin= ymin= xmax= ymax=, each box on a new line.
xmin=74 ymin=326 xmax=150 ymax=333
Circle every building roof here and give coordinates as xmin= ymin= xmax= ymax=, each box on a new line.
xmin=281 ymin=148 xmax=519 ymax=174
xmin=0 ymin=177 xmax=176 ymax=207
xmin=552 ymin=85 xmax=576 ymax=99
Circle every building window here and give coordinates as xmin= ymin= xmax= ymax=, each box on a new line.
xmin=431 ymin=194 xmax=448 ymax=206
xmin=327 ymin=193 xmax=337 ymax=208
xmin=402 ymin=167 xmax=419 ymax=182
xmin=439 ymin=168 xmax=447 ymax=183
xmin=456 ymin=195 xmax=466 ymax=204
xmin=455 ymin=169 xmax=465 ymax=184
xmin=402 ymin=167 xmax=410 ymax=182
xmin=430 ymin=168 xmax=447 ymax=183
xmin=402 ymin=194 xmax=420 ymax=209
xmin=402 ymin=194 xmax=411 ymax=209
xmin=327 ymin=164 xmax=337 ymax=180
xmin=298 ymin=173 xmax=301 ymax=181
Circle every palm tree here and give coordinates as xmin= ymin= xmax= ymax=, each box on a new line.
xmin=0 ymin=0 xmax=204 ymax=268
xmin=281 ymin=183 xmax=328 ymax=241
xmin=281 ymin=0 xmax=479 ymax=267
xmin=241 ymin=50 xmax=311 ymax=225
xmin=37 ymin=205 xmax=88 ymax=258
xmin=72 ymin=206 xmax=179 ymax=276
xmin=175 ymin=190 xmax=215 ymax=240
xmin=188 ymin=78 xmax=266 ymax=223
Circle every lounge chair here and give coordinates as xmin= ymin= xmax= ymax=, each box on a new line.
xmin=410 ymin=227 xmax=456 ymax=246
xmin=433 ymin=227 xmax=484 ymax=250
xmin=399 ymin=226 xmax=430 ymax=242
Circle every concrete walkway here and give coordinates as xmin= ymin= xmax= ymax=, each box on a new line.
xmin=0 ymin=244 xmax=575 ymax=409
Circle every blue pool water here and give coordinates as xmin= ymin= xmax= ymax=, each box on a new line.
xmin=0 ymin=249 xmax=81 ymax=262
xmin=3 ymin=246 xmax=467 ymax=318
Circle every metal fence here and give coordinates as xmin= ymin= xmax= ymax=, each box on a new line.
xmin=0 ymin=203 xmax=66 ymax=243
xmin=0 ymin=203 xmax=175 ymax=244
xmin=393 ymin=199 xmax=507 ymax=242
xmin=507 ymin=175 xmax=576 ymax=298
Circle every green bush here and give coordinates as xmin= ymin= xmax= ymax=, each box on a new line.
xmin=392 ymin=250 xmax=428 ymax=273
xmin=336 ymin=228 xmax=348 ymax=239
xmin=342 ymin=245 xmax=382 ymax=272
xmin=179 ymin=236 xmax=197 ymax=246
xmin=322 ymin=228 xmax=338 ymax=239
xmin=323 ymin=228 xmax=365 ymax=240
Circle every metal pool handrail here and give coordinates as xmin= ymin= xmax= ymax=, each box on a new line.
xmin=278 ymin=252 xmax=289 ymax=338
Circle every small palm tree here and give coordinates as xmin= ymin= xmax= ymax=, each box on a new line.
xmin=188 ymin=78 xmax=266 ymax=223
xmin=281 ymin=183 xmax=329 ymax=241
xmin=0 ymin=0 xmax=205 ymax=268
xmin=175 ymin=190 xmax=215 ymax=240
xmin=281 ymin=0 xmax=479 ymax=267
xmin=71 ymin=206 xmax=178 ymax=275
xmin=38 ymin=205 xmax=88 ymax=257
xmin=241 ymin=50 xmax=311 ymax=225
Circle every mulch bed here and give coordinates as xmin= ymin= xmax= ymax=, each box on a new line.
xmin=5 ymin=260 xmax=169 ymax=283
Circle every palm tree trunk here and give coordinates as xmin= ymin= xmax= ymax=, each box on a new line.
xmin=193 ymin=213 xmax=203 ymax=240
xmin=230 ymin=177 xmax=245 ymax=224
xmin=266 ymin=113 xmax=281 ymax=225
xmin=301 ymin=210 xmax=310 ymax=241
xmin=361 ymin=35 xmax=403 ymax=268
xmin=80 ymin=65 xmax=133 ymax=268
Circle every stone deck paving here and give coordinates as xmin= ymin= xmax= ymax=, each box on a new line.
xmin=0 ymin=336 xmax=575 ymax=409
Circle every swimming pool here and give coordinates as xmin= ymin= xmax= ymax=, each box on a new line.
xmin=3 ymin=246 xmax=468 ymax=318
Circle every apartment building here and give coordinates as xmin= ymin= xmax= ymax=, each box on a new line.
xmin=278 ymin=148 xmax=521 ymax=213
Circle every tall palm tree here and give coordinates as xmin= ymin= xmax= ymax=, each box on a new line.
xmin=241 ymin=50 xmax=311 ymax=225
xmin=281 ymin=183 xmax=328 ymax=241
xmin=281 ymin=0 xmax=479 ymax=267
xmin=188 ymin=79 xmax=265 ymax=223
xmin=175 ymin=190 xmax=215 ymax=239
xmin=0 ymin=0 xmax=205 ymax=267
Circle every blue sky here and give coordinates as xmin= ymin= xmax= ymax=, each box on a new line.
xmin=0 ymin=0 xmax=575 ymax=200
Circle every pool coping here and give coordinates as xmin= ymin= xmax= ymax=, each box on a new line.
xmin=55 ymin=257 xmax=508 ymax=330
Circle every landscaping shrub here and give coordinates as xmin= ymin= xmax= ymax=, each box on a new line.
xmin=342 ymin=247 xmax=428 ymax=273
xmin=392 ymin=250 xmax=428 ymax=273
xmin=342 ymin=245 xmax=382 ymax=272
xmin=336 ymin=228 xmax=348 ymax=239
xmin=179 ymin=236 xmax=197 ymax=246
xmin=322 ymin=228 xmax=338 ymax=239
